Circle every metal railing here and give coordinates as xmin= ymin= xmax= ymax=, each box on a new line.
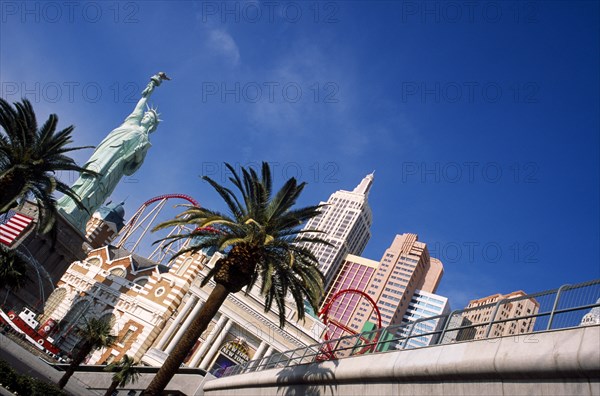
xmin=215 ymin=279 xmax=600 ymax=378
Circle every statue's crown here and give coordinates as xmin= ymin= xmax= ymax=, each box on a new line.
xmin=145 ymin=104 xmax=163 ymax=132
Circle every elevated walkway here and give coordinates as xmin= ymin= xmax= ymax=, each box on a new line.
xmin=204 ymin=325 xmax=600 ymax=396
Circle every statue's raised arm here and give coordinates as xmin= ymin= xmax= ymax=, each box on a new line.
xmin=57 ymin=72 xmax=171 ymax=231
xmin=125 ymin=72 xmax=172 ymax=124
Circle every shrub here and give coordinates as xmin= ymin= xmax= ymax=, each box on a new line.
xmin=0 ymin=358 xmax=65 ymax=395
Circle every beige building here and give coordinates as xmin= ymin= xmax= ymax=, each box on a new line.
xmin=84 ymin=202 xmax=126 ymax=249
xmin=39 ymin=245 xmax=206 ymax=364
xmin=143 ymin=250 xmax=326 ymax=372
xmin=462 ymin=291 xmax=539 ymax=339
xmin=41 ymin=244 xmax=325 ymax=373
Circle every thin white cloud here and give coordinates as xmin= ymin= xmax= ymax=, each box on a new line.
xmin=207 ymin=29 xmax=240 ymax=67
xmin=245 ymin=40 xmax=371 ymax=158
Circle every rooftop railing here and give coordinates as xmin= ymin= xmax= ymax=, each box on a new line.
xmin=214 ymin=279 xmax=600 ymax=378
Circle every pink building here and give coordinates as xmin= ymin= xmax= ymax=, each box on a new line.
xmin=320 ymin=254 xmax=379 ymax=339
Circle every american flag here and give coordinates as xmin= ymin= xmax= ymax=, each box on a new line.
xmin=0 ymin=210 xmax=34 ymax=248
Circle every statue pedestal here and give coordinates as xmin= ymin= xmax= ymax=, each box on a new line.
xmin=3 ymin=202 xmax=89 ymax=311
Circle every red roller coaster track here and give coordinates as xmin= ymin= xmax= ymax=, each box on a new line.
xmin=115 ymin=194 xmax=201 ymax=255
xmin=318 ymin=288 xmax=382 ymax=360
xmin=141 ymin=194 xmax=200 ymax=207
xmin=123 ymin=194 xmax=199 ymax=230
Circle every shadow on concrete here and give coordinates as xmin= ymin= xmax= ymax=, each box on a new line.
xmin=275 ymin=358 xmax=338 ymax=396
xmin=0 ymin=333 xmax=98 ymax=395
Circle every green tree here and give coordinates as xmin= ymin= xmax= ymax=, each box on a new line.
xmin=58 ymin=317 xmax=116 ymax=389
xmin=0 ymin=249 xmax=32 ymax=290
xmin=0 ymin=98 xmax=96 ymax=233
xmin=142 ymin=162 xmax=328 ymax=395
xmin=103 ymin=355 xmax=140 ymax=396
xmin=0 ymin=359 xmax=65 ymax=395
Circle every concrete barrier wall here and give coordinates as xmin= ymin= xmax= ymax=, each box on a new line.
xmin=204 ymin=325 xmax=600 ymax=396
xmin=73 ymin=370 xmax=214 ymax=396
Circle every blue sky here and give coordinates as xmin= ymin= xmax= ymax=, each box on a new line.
xmin=1 ymin=1 xmax=598 ymax=309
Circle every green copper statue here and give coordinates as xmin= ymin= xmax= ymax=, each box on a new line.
xmin=58 ymin=72 xmax=171 ymax=231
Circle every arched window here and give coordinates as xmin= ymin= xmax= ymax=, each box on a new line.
xmin=176 ymin=257 xmax=194 ymax=276
xmin=87 ymin=256 xmax=102 ymax=266
xmin=39 ymin=288 xmax=67 ymax=324
xmin=61 ymin=300 xmax=90 ymax=329
xmin=109 ymin=267 xmax=127 ymax=278
xmin=133 ymin=277 xmax=149 ymax=287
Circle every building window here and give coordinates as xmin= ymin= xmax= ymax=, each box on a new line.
xmin=87 ymin=256 xmax=102 ymax=266
xmin=133 ymin=277 xmax=149 ymax=287
xmin=104 ymin=353 xmax=118 ymax=365
xmin=99 ymin=313 xmax=117 ymax=328
xmin=40 ymin=288 xmax=67 ymax=323
xmin=120 ymin=329 xmax=135 ymax=345
xmin=155 ymin=287 xmax=165 ymax=297
xmin=176 ymin=257 xmax=194 ymax=276
xmin=110 ymin=267 xmax=127 ymax=278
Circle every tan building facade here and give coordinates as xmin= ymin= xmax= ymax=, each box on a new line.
xmin=40 ymin=245 xmax=206 ymax=364
xmin=144 ymin=251 xmax=326 ymax=372
xmin=462 ymin=291 xmax=539 ymax=339
xmin=84 ymin=202 xmax=126 ymax=249
xmin=41 ymin=245 xmax=325 ymax=373
xmin=350 ymin=233 xmax=444 ymax=332
xmin=317 ymin=233 xmax=445 ymax=348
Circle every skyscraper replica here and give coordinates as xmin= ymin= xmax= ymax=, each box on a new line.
xmin=350 ymin=233 xmax=443 ymax=331
xmin=580 ymin=298 xmax=600 ymax=326
xmin=396 ymin=289 xmax=450 ymax=348
xmin=320 ymin=233 xmax=446 ymax=349
xmin=301 ymin=173 xmax=374 ymax=290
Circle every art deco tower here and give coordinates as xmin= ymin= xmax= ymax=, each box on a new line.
xmin=301 ymin=173 xmax=374 ymax=291
xmin=348 ymin=233 xmax=444 ymax=331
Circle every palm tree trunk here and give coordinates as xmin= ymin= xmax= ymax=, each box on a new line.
xmin=104 ymin=380 xmax=119 ymax=396
xmin=58 ymin=342 xmax=92 ymax=389
xmin=142 ymin=283 xmax=230 ymax=396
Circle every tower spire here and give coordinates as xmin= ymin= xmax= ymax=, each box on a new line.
xmin=352 ymin=172 xmax=375 ymax=196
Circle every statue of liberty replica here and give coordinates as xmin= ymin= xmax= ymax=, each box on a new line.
xmin=57 ymin=72 xmax=170 ymax=232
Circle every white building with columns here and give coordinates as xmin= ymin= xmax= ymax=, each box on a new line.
xmin=143 ymin=251 xmax=326 ymax=373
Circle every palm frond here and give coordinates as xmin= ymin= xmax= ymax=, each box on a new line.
xmin=0 ymin=98 xmax=96 ymax=234
xmin=151 ymin=162 xmax=329 ymax=328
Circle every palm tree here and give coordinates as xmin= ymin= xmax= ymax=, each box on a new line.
xmin=0 ymin=249 xmax=31 ymax=290
xmin=103 ymin=355 xmax=140 ymax=396
xmin=0 ymin=98 xmax=96 ymax=233
xmin=58 ymin=317 xmax=116 ymax=389
xmin=142 ymin=162 xmax=329 ymax=395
